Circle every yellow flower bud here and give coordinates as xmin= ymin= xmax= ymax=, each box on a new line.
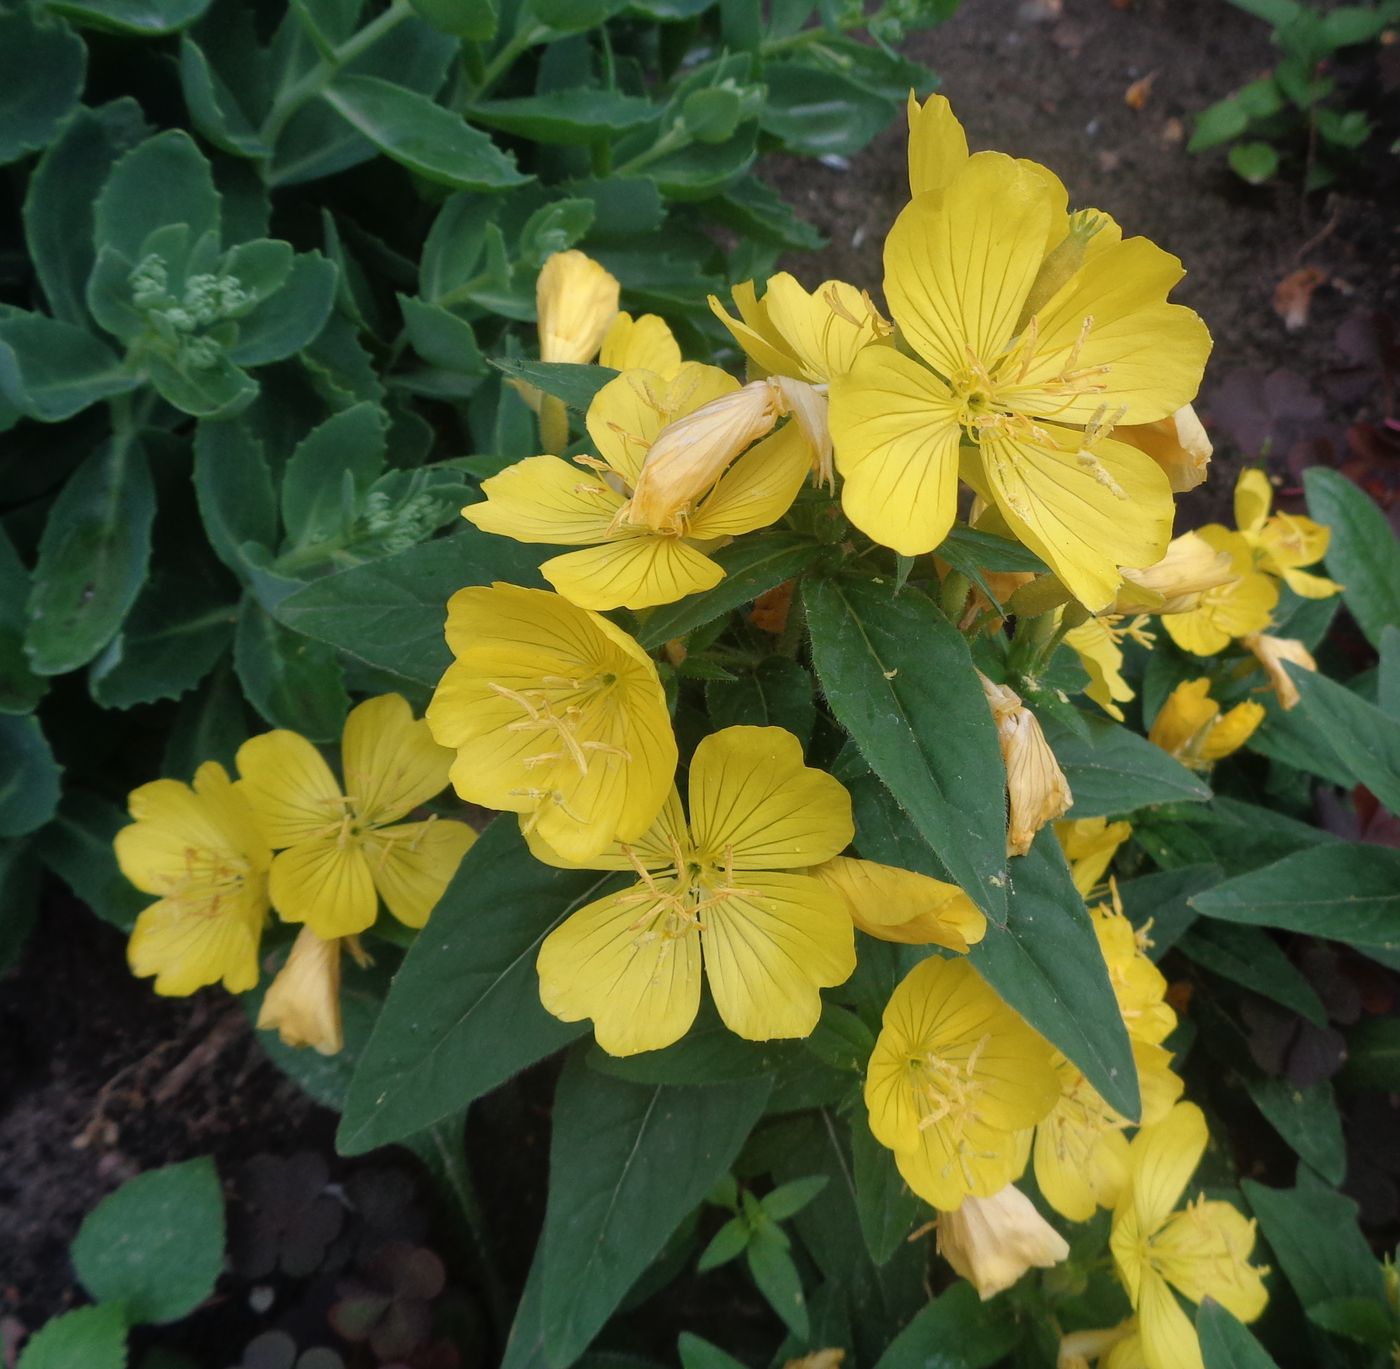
xmin=937 ymin=1184 xmax=1070 ymax=1300
xmin=536 ymin=250 xmax=619 ymax=365
xmin=257 ymin=926 xmax=343 ymax=1056
xmin=1056 ymin=1323 xmax=1134 ymax=1369
xmin=1116 ymin=530 xmax=1238 ymax=616
xmin=980 ymin=673 xmax=1073 ymax=857
xmin=1148 ymin=678 xmax=1264 ymax=767
xmin=1117 ymin=404 xmax=1212 ymax=493
xmin=1243 ymin=632 xmax=1317 ymax=710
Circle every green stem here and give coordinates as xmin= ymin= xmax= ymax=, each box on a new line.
xmin=259 ymin=0 xmax=415 ymax=149
xmin=471 ymin=22 xmax=547 ymax=99
xmin=614 ymin=119 xmax=692 ymax=176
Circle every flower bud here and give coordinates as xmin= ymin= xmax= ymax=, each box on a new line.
xmin=937 ymin=1184 xmax=1070 ymax=1300
xmin=1116 ymin=530 xmax=1238 ymax=615
xmin=1243 ymin=632 xmax=1317 ymax=710
xmin=1117 ymin=404 xmax=1212 ymax=493
xmin=980 ymin=673 xmax=1073 ymax=857
xmin=537 ymin=250 xmax=620 ymax=365
xmin=257 ymin=926 xmax=343 ymax=1055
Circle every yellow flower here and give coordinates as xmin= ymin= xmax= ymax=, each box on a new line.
xmin=980 ymin=673 xmax=1073 ymax=856
xmin=1110 ymin=1103 xmax=1269 ymax=1369
xmin=1063 ymin=615 xmax=1152 ymax=721
xmin=864 ymin=955 xmax=1058 ymax=1210
xmin=533 ymin=726 xmax=856 ymax=1055
xmin=599 ymin=310 xmax=681 ymax=377
xmin=1116 ymin=405 xmax=1212 ymax=493
xmin=1160 ymin=527 xmax=1277 ymax=656
xmin=237 ymin=694 xmax=476 ymax=939
xmin=810 ymin=855 xmax=987 ymax=952
xmin=1093 ymin=894 xmax=1178 ymax=1048
xmin=257 ymin=926 xmax=344 ymax=1055
xmin=1148 ymin=678 xmax=1264 ymax=769
xmin=937 ymin=1183 xmax=1070 ymax=1299
xmin=536 ymin=249 xmax=619 ymax=366
xmin=1116 ymin=531 xmax=1238 ymax=617
xmin=1055 ymin=816 xmax=1132 ymax=898
xmin=1243 ymin=631 xmax=1316 ymax=710
xmin=427 ymin=583 xmax=676 ymax=863
xmin=464 ymin=365 xmax=811 ymax=611
xmin=1235 ymin=468 xmax=1342 ymax=599
xmin=1058 ymin=1323 xmax=1137 ymax=1369
xmin=830 ymin=122 xmax=1209 ymax=609
xmin=117 ymin=762 xmax=271 ymax=996
xmin=906 ymin=91 xmax=970 ymax=196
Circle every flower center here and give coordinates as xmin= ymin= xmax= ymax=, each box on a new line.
xmin=160 ymin=846 xmax=252 ymax=918
xmin=616 ymin=841 xmax=759 ymax=950
xmin=907 ymin=1033 xmax=991 ymax=1137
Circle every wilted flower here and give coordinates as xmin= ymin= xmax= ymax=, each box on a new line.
xmin=938 ymin=1183 xmax=1069 ymax=1299
xmin=1243 ymin=631 xmax=1317 ymax=710
xmin=1117 ymin=405 xmax=1212 ymax=493
xmin=1159 ymin=528 xmax=1277 ymax=656
xmin=1116 ymin=531 xmax=1238 ymax=616
xmin=980 ymin=673 xmax=1073 ymax=856
xmin=257 ymin=926 xmax=345 ymax=1055
xmin=1148 ymin=678 xmax=1264 ymax=768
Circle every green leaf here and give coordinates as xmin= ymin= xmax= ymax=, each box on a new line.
xmin=0 ymin=715 xmax=61 ymax=838
xmin=587 ymin=1004 xmax=800 ymax=1086
xmin=1242 ymin=1075 xmax=1345 ymax=1184
xmin=851 ymin=1109 xmax=922 ymax=1266
xmin=1134 ymin=796 xmax=1335 ymax=877
xmin=177 ymin=34 xmax=269 ymax=158
xmin=746 ymin=1228 xmax=808 ymax=1338
xmin=321 ymin=75 xmax=529 ymax=192
xmin=1242 ymin=1169 xmax=1385 ymax=1309
xmin=487 ymin=357 xmax=618 ymax=411
xmin=761 ymin=1174 xmax=829 ymax=1221
xmin=759 ymin=60 xmax=891 ymax=156
xmin=1117 ymin=863 xmax=1222 ymax=959
xmin=338 ymin=820 xmax=613 ymax=1154
xmin=1191 ymin=843 xmax=1400 ymax=958
xmin=0 ymin=10 xmax=86 ymax=165
xmin=0 ymin=314 xmax=140 ymax=422
xmin=1288 ymin=665 xmax=1400 ymax=814
xmin=471 ymin=89 xmax=659 ymax=144
xmin=1339 ymin=1017 xmax=1400 ymax=1092
xmin=873 ymin=1280 xmax=1020 ymax=1369
xmin=804 ymin=575 xmax=1008 ymax=922
xmin=637 ymin=534 xmax=823 ymax=650
xmin=143 ymin=350 xmax=258 ymax=421
xmin=71 ymin=1157 xmax=225 ymax=1324
xmin=280 ymin=401 xmax=387 ymax=548
xmin=1306 ymin=1295 xmax=1395 ymax=1348
xmin=36 ymin=790 xmax=146 ymax=932
xmin=706 ymin=658 xmax=815 ymax=749
xmin=233 ymin=598 xmax=349 ymax=741
xmin=26 ymin=438 xmax=156 ymax=675
xmin=677 ymin=1335 xmax=747 ymax=1369
xmin=1304 ymin=467 xmax=1400 ymax=650
xmin=0 ymin=837 xmax=40 ymax=973
xmin=1229 ymin=140 xmax=1280 ymax=183
xmin=536 ymin=1053 xmax=771 ymax=1366
xmin=226 ymin=254 xmax=338 ymax=367
xmin=1189 ymin=96 xmax=1252 ymax=151
xmin=47 ymin=0 xmax=213 ymax=33
xmin=697 ymin=1214 xmax=751 ymax=1271
xmin=0 ymin=524 xmax=45 ymax=715
xmin=420 ymin=193 xmax=494 ymax=303
xmin=1197 ymin=1299 xmax=1283 ymax=1368
xmin=644 ymin=123 xmax=757 ymax=201
xmin=1043 ymin=708 xmax=1212 ymax=817
xmin=1178 ymin=921 xmax=1328 ymax=1025
xmin=192 ymin=417 xmax=277 ymax=582
xmin=409 ymin=0 xmax=497 ymax=37
xmin=274 ymin=531 xmax=546 ymax=689
xmin=93 ymin=129 xmax=220 ymax=262
xmin=16 ymin=1305 xmax=128 ymax=1369
xmin=164 ymin=658 xmax=247 ymax=776
xmin=399 ymin=295 xmax=487 ymax=377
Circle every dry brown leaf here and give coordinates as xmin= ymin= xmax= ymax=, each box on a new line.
xmin=1273 ymin=266 xmax=1329 ymax=331
xmin=750 ymin=580 xmax=796 ymax=634
xmin=1161 ymin=116 xmax=1185 ymax=145
xmin=1124 ymin=71 xmax=1157 ymax=109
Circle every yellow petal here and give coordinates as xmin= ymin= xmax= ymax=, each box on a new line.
xmin=340 ymin=692 xmax=454 ymax=826
xmin=1117 ymin=404 xmax=1212 ymax=493
xmin=967 ymin=426 xmax=1174 ymax=612
xmin=709 ymin=280 xmax=801 ymax=379
xmin=525 ymin=786 xmax=688 ymax=872
xmin=1199 ymin=700 xmax=1265 ymax=761
xmin=365 ymin=818 xmax=476 ymax=928
xmin=1137 ymin=1268 xmax=1204 ymax=1369
xmin=1035 ymin=1083 xmax=1130 ymax=1222
xmin=1281 ymin=565 xmax=1344 ymax=599
xmin=937 ymin=1183 xmax=1069 ymax=1299
xmin=1148 ymin=679 xmax=1219 ymax=760
xmin=257 ymin=926 xmax=343 ymax=1054
xmin=885 ymin=154 xmax=1053 ymax=379
xmin=1005 ymin=236 xmax=1211 ymax=426
xmin=463 ymin=455 xmax=624 ymax=544
xmin=1117 ymin=529 xmax=1238 ymax=616
xmin=761 ymin=273 xmax=889 ymax=382
xmin=907 ymin=91 xmax=969 ymax=195
xmin=269 ymin=838 xmax=378 ymax=938
xmin=1243 ymin=632 xmax=1316 ymax=711
xmin=128 ymin=894 xmax=264 ymax=996
xmin=1136 ymin=1041 xmax=1185 ymax=1124
xmin=1154 ymin=1201 xmax=1269 ymax=1322
xmin=537 ymin=881 xmax=702 ymax=1055
xmin=688 ymin=725 xmax=853 ymax=870
xmin=541 ymin=536 xmax=724 ymax=611
xmin=688 ymin=420 xmax=812 ymax=540
xmin=812 ymin=855 xmax=986 ymax=951
xmin=830 ymin=346 xmax=964 ymax=556
xmin=237 ymin=730 xmax=343 ymax=848
xmin=896 ymin=1117 xmax=1035 ymax=1211
xmin=599 ymin=311 xmax=682 ymax=378
xmin=700 ymin=871 xmax=854 ymax=1040
xmin=1055 ymin=815 xmax=1132 ymax=898
xmin=1128 ymin=1101 xmax=1208 ymax=1237
xmin=1233 ymin=467 xmax=1273 ymax=535
xmin=1064 ymin=618 xmax=1134 ymax=722
xmin=537 ymin=250 xmax=618 ymax=365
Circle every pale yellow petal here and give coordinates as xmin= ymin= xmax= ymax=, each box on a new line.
xmin=537 ymin=250 xmax=618 ymax=365
xmin=541 ymin=536 xmax=724 ymax=611
xmin=365 ymin=819 xmax=476 ymax=928
xmin=463 ymin=455 xmax=624 ymax=544
xmin=1130 ymin=1102 xmax=1207 ymax=1236
xmin=1154 ymin=1201 xmax=1268 ymax=1322
xmin=687 ymin=726 xmax=853 ymax=869
xmin=1234 ymin=468 xmax=1273 ymax=535
xmin=599 ymin=311 xmax=682 ymax=378
xmin=812 ymin=855 xmax=985 ymax=951
xmin=760 ymin=273 xmax=888 ymax=382
xmin=269 ymin=838 xmax=378 ymax=938
xmin=257 ymin=926 xmax=343 ymax=1054
xmin=236 ymin=731 xmax=344 ymax=848
xmin=687 ymin=420 xmax=812 ymax=540
xmin=340 ymin=693 xmax=453 ymax=826
xmin=708 ymin=281 xmax=801 ymax=379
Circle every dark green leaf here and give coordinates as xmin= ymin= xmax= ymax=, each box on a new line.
xmin=0 ymin=837 xmax=40 ymax=973
xmin=419 ymin=193 xmax=494 ymax=303
xmin=280 ymin=401 xmax=387 ymax=548
xmin=234 ymin=598 xmax=348 ymax=740
xmin=706 ymin=658 xmax=815 ymax=749
xmin=163 ymin=658 xmax=247 ymax=776
xmin=746 ymin=1228 xmax=807 ymax=1338
xmin=538 ymin=1053 xmax=771 ymax=1366
xmin=274 ymin=531 xmax=546 ymax=689
xmin=178 ymin=34 xmax=269 ymax=157
xmin=643 ymin=123 xmax=756 ymax=201
xmin=0 ymin=10 xmax=86 ymax=165
xmin=487 ymin=357 xmax=617 ymax=411
xmin=1338 ymin=1017 xmax=1400 ymax=1092
xmin=471 ymin=89 xmax=659 ymax=144
xmin=1288 ymin=665 xmax=1400 ymax=815
xmin=26 ymin=438 xmax=156 ymax=675
xmin=409 ymin=0 xmax=497 ymax=37
xmin=226 ymin=254 xmax=338 ymax=367
xmin=677 ymin=1335 xmax=747 ymax=1369
xmin=15 ymin=1305 xmax=127 ymax=1369
xmin=37 ymin=790 xmax=145 ymax=932
xmin=696 ymin=1215 xmax=750 ymax=1271
xmin=851 ymin=1109 xmax=922 ymax=1266
xmin=1242 ymin=1075 xmax=1345 ymax=1184
xmin=1178 ymin=921 xmax=1328 ymax=1025
xmin=0 ymin=716 xmax=61 ymax=839
xmin=587 ymin=1004 xmax=800 ymax=1086
xmin=144 ymin=350 xmax=258 ymax=420
xmin=0 ymin=314 xmax=139 ymax=422
xmin=1306 ymin=1295 xmax=1395 ymax=1348
xmin=47 ymin=0 xmax=213 ymax=33
xmin=759 ymin=60 xmax=891 ymax=156
xmin=321 ymin=75 xmax=529 ymax=191
xmin=1116 ymin=863 xmax=1222 ymax=959
xmin=873 ymin=1280 xmax=1020 ymax=1369
xmin=804 ymin=575 xmax=1008 ymax=922
xmin=1198 ymin=1299 xmax=1283 ymax=1368
xmin=1191 ymin=844 xmax=1400 ymax=958
xmin=93 ymin=129 xmax=220 ymax=261
xmin=761 ymin=1174 xmax=828 ymax=1221
xmin=399 ymin=295 xmax=486 ymax=376
xmin=71 ymin=1157 xmax=225 ymax=1324
xmin=1043 ymin=708 xmax=1212 ymax=817
xmin=338 ymin=820 xmax=613 ymax=1154
xmin=1305 ymin=468 xmax=1400 ymax=650
xmin=0 ymin=524 xmax=45 ymax=715
xmin=192 ymin=417 xmax=277 ymax=581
